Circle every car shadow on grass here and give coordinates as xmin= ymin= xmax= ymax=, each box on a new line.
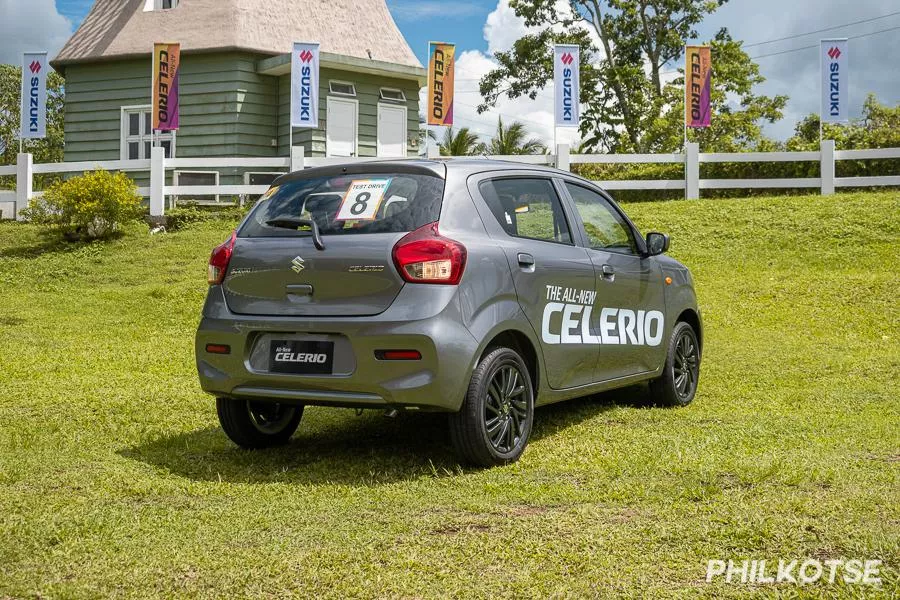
xmin=121 ymin=384 xmax=650 ymax=486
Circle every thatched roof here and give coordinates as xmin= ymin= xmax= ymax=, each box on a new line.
xmin=52 ymin=0 xmax=421 ymax=69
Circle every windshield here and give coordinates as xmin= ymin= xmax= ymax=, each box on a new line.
xmin=240 ymin=172 xmax=445 ymax=238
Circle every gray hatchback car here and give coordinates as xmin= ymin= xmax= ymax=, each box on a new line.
xmin=196 ymin=159 xmax=701 ymax=466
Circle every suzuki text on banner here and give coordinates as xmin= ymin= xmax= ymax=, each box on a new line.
xmin=554 ymin=45 xmax=580 ymax=128
xmin=291 ymin=43 xmax=320 ymax=128
xmin=20 ymin=52 xmax=48 ymax=139
xmin=685 ymin=46 xmax=711 ymax=128
xmin=821 ymin=39 xmax=848 ymax=123
xmin=427 ymin=42 xmax=455 ymax=126
xmin=152 ymin=43 xmax=181 ymax=131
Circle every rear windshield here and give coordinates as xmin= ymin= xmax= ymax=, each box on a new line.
xmin=240 ymin=172 xmax=445 ymax=237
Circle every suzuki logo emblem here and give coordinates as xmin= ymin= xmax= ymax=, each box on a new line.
xmin=29 ymin=61 xmax=41 ymax=74
xmin=827 ymin=46 xmax=841 ymax=60
xmin=291 ymin=256 xmax=306 ymax=273
xmin=299 ymin=50 xmax=314 ymax=63
xmin=560 ymin=52 xmax=574 ymax=65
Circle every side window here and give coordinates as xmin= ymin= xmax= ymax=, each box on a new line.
xmin=479 ymin=178 xmax=573 ymax=245
xmin=564 ymin=183 xmax=637 ymax=253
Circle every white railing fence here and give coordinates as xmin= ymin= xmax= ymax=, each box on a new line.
xmin=2 ymin=141 xmax=898 ymax=220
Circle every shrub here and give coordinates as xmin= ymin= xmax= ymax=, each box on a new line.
xmin=165 ymin=202 xmax=252 ymax=231
xmin=24 ymin=169 xmax=143 ymax=239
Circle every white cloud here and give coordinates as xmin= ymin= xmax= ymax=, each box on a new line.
xmin=426 ymin=1 xmax=582 ymax=152
xmin=0 ymin=0 xmax=74 ymax=65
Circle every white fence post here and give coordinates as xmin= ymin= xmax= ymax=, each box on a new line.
xmin=555 ymin=143 xmax=570 ymax=171
xmin=291 ymin=145 xmax=305 ymax=172
xmin=149 ymin=146 xmax=165 ymax=217
xmin=15 ymin=153 xmax=33 ymax=221
xmin=820 ymin=139 xmax=835 ymax=196
xmin=685 ymin=142 xmax=700 ymax=200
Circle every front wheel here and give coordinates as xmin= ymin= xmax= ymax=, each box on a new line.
xmin=649 ymin=321 xmax=701 ymax=406
xmin=216 ymin=398 xmax=304 ymax=448
xmin=449 ymin=347 xmax=534 ymax=467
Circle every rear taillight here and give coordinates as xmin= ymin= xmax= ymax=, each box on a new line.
xmin=208 ymin=231 xmax=236 ymax=285
xmin=391 ymin=222 xmax=467 ymax=285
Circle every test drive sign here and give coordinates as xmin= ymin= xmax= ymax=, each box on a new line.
xmin=685 ymin=45 xmax=711 ymax=128
xmin=291 ymin=42 xmax=320 ymax=128
xmin=152 ymin=43 xmax=180 ymax=131
xmin=427 ymin=42 xmax=455 ymax=126
xmin=820 ymin=39 xmax=848 ymax=123
xmin=20 ymin=52 xmax=48 ymax=139
xmin=554 ymin=45 xmax=580 ymax=128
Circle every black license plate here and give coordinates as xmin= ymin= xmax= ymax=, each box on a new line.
xmin=269 ymin=340 xmax=334 ymax=375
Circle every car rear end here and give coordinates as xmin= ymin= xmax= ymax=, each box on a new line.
xmin=195 ymin=162 xmax=479 ymax=412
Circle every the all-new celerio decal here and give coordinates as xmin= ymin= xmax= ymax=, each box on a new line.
xmin=541 ymin=285 xmax=664 ymax=346
xmin=273 ymin=346 xmax=328 ymax=364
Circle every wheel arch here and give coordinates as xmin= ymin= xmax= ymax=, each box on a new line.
xmin=676 ymin=308 xmax=702 ymax=354
xmin=482 ymin=329 xmax=540 ymax=395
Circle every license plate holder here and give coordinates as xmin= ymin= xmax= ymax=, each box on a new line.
xmin=269 ymin=340 xmax=334 ymax=375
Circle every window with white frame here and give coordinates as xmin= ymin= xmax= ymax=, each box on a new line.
xmin=121 ymin=106 xmax=175 ymax=160
xmin=144 ymin=0 xmax=178 ymax=10
xmin=379 ymin=88 xmax=406 ymax=102
xmin=329 ymin=81 xmax=356 ymax=97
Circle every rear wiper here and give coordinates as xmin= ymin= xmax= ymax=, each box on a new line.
xmin=264 ymin=217 xmax=326 ymax=250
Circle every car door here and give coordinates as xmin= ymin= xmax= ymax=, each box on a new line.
xmin=475 ymin=175 xmax=598 ymax=389
xmin=561 ymin=181 xmax=667 ymax=381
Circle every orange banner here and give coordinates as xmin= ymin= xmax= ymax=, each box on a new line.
xmin=685 ymin=46 xmax=711 ymax=128
xmin=427 ymin=42 xmax=455 ymax=126
xmin=152 ymin=42 xmax=181 ymax=131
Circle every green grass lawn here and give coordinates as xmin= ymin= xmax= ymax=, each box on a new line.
xmin=0 ymin=191 xmax=897 ymax=598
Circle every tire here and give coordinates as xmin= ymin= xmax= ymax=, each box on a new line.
xmin=449 ymin=346 xmax=535 ymax=467
xmin=216 ymin=398 xmax=304 ymax=448
xmin=649 ymin=321 xmax=701 ymax=407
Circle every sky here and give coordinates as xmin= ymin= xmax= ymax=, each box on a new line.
xmin=1 ymin=0 xmax=897 ymax=146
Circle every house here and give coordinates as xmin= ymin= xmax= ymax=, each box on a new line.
xmin=51 ymin=0 xmax=425 ymax=187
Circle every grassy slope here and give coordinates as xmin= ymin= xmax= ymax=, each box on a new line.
xmin=0 ymin=192 xmax=897 ymax=598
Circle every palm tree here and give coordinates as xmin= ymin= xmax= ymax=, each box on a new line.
xmin=438 ymin=126 xmax=483 ymax=156
xmin=485 ymin=117 xmax=546 ymax=155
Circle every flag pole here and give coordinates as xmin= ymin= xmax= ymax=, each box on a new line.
xmin=683 ymin=45 xmax=688 ymax=153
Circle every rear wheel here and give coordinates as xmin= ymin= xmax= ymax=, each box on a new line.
xmin=649 ymin=321 xmax=700 ymax=406
xmin=216 ymin=398 xmax=304 ymax=448
xmin=449 ymin=347 xmax=534 ymax=467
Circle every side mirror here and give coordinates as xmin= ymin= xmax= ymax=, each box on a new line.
xmin=645 ymin=232 xmax=669 ymax=256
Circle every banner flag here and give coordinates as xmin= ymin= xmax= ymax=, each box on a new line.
xmin=820 ymin=39 xmax=848 ymax=123
xmin=152 ymin=43 xmax=180 ymax=131
xmin=685 ymin=45 xmax=711 ymax=128
xmin=427 ymin=42 xmax=455 ymax=126
xmin=291 ymin=42 xmax=320 ymax=128
xmin=554 ymin=45 xmax=580 ymax=128
xmin=20 ymin=52 xmax=48 ymax=139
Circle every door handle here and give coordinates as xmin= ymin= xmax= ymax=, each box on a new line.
xmin=601 ymin=264 xmax=615 ymax=281
xmin=517 ymin=253 xmax=535 ymax=267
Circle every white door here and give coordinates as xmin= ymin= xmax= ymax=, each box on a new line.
xmin=326 ymin=97 xmax=358 ymax=157
xmin=377 ymin=104 xmax=407 ymax=157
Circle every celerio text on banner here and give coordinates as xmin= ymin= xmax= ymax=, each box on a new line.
xmin=685 ymin=46 xmax=711 ymax=128
xmin=20 ymin=52 xmax=48 ymax=139
xmin=291 ymin=42 xmax=320 ymax=128
xmin=427 ymin=42 xmax=455 ymax=126
xmin=820 ymin=39 xmax=848 ymax=123
xmin=554 ymin=45 xmax=580 ymax=128
xmin=152 ymin=43 xmax=181 ymax=131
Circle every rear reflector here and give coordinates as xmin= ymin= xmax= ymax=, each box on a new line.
xmin=205 ymin=344 xmax=231 ymax=355
xmin=375 ymin=350 xmax=422 ymax=361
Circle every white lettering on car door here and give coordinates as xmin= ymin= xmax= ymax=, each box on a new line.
xmin=541 ymin=285 xmax=665 ymax=347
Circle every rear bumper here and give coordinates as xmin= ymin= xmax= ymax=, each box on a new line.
xmin=195 ymin=285 xmax=479 ymax=412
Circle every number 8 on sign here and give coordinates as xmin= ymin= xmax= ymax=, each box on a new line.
xmin=336 ymin=179 xmax=392 ymax=221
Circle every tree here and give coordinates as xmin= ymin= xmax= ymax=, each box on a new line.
xmin=486 ymin=117 xmax=545 ymax=155
xmin=439 ymin=126 xmax=483 ymax=156
xmin=786 ymin=94 xmax=900 ymax=151
xmin=478 ymin=0 xmax=784 ymax=153
xmin=0 ymin=65 xmax=65 ymax=166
